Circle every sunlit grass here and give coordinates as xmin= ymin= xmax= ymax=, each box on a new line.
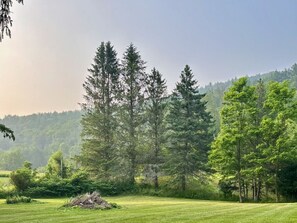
xmin=0 ymin=177 xmax=9 ymax=184
xmin=0 ymin=170 xmax=11 ymax=175
xmin=0 ymin=170 xmax=10 ymax=187
xmin=1 ymin=196 xmax=297 ymax=223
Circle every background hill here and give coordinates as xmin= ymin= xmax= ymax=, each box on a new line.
xmin=0 ymin=111 xmax=81 ymax=169
xmin=1 ymin=63 xmax=296 ymax=169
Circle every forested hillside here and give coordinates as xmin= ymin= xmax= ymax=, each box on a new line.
xmin=1 ymin=64 xmax=296 ymax=170
xmin=0 ymin=111 xmax=81 ymax=169
xmin=202 ymin=63 xmax=297 ymax=130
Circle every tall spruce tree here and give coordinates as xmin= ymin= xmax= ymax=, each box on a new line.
xmin=80 ymin=41 xmax=120 ymax=180
xmin=145 ymin=68 xmax=167 ymax=189
xmin=166 ymin=65 xmax=213 ymax=191
xmin=120 ymin=44 xmax=146 ymax=184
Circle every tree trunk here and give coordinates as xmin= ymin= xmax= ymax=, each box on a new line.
xmin=256 ymin=179 xmax=261 ymax=202
xmin=238 ymin=172 xmax=243 ymax=203
xmin=237 ymin=141 xmax=243 ymax=203
xmin=245 ymin=182 xmax=249 ymax=200
xmin=252 ymin=179 xmax=256 ymax=201
xmin=154 ymin=174 xmax=159 ymax=190
xmin=275 ymin=173 xmax=279 ymax=202
xmin=181 ymin=175 xmax=186 ymax=192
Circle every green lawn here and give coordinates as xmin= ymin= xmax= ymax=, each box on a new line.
xmin=0 ymin=170 xmax=11 ymax=185
xmin=0 ymin=177 xmax=8 ymax=183
xmin=0 ymin=170 xmax=11 ymax=175
xmin=1 ymin=196 xmax=297 ymax=223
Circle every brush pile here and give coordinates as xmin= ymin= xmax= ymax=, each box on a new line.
xmin=64 ymin=192 xmax=116 ymax=209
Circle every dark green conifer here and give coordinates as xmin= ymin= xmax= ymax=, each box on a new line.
xmin=166 ymin=65 xmax=213 ymax=191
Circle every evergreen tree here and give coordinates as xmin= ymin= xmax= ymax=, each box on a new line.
xmin=0 ymin=124 xmax=15 ymax=140
xmin=166 ymin=65 xmax=212 ymax=191
xmin=0 ymin=0 xmax=23 ymax=41
xmin=119 ymin=43 xmax=146 ymax=184
xmin=145 ymin=68 xmax=167 ymax=189
xmin=80 ymin=41 xmax=120 ymax=180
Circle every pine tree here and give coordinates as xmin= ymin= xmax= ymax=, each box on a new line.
xmin=0 ymin=0 xmax=23 ymax=41
xmin=119 ymin=44 xmax=146 ymax=184
xmin=145 ymin=68 xmax=167 ymax=189
xmin=80 ymin=41 xmax=120 ymax=180
xmin=166 ymin=65 xmax=213 ymax=191
xmin=0 ymin=124 xmax=15 ymax=140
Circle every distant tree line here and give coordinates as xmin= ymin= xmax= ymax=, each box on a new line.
xmin=0 ymin=111 xmax=81 ymax=169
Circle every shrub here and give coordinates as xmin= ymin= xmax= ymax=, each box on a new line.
xmin=6 ymin=195 xmax=32 ymax=204
xmin=0 ymin=189 xmax=15 ymax=199
xmin=0 ymin=173 xmax=9 ymax=178
xmin=23 ymin=186 xmax=56 ymax=198
xmin=10 ymin=162 xmax=35 ymax=192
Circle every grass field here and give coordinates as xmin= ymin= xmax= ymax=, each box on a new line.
xmin=1 ymin=196 xmax=297 ymax=223
xmin=0 ymin=170 xmax=10 ymax=186
xmin=0 ymin=170 xmax=11 ymax=175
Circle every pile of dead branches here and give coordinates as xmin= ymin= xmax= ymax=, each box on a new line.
xmin=63 ymin=192 xmax=117 ymax=209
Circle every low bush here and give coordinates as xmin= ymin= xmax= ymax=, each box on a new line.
xmin=0 ymin=174 xmax=9 ymax=178
xmin=22 ymin=172 xmax=135 ymax=198
xmin=0 ymin=188 xmax=16 ymax=199
xmin=6 ymin=195 xmax=32 ymax=204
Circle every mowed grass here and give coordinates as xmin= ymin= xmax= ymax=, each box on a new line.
xmin=0 ymin=177 xmax=9 ymax=186
xmin=0 ymin=170 xmax=11 ymax=175
xmin=0 ymin=170 xmax=11 ymax=185
xmin=1 ymin=196 xmax=297 ymax=223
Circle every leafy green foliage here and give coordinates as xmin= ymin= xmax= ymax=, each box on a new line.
xmin=10 ymin=162 xmax=35 ymax=192
xmin=202 ymin=63 xmax=297 ymax=129
xmin=46 ymin=150 xmax=67 ymax=178
xmin=210 ymin=77 xmax=255 ymax=202
xmin=210 ymin=78 xmax=297 ymax=202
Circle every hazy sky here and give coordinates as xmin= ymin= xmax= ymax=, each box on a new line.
xmin=1 ymin=0 xmax=297 ymax=117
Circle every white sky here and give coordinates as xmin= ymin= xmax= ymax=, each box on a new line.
xmin=1 ymin=0 xmax=297 ymax=117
